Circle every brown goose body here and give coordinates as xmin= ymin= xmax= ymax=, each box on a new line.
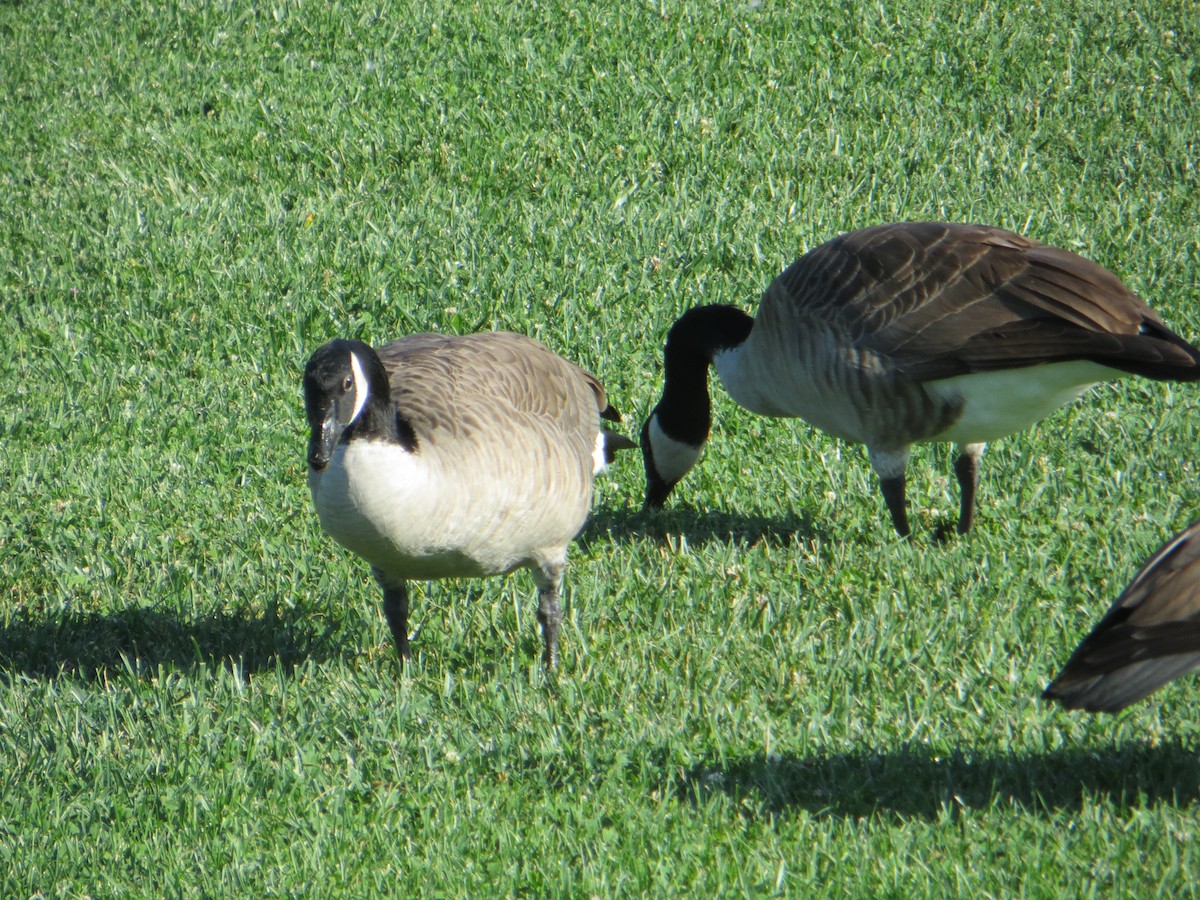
xmin=1044 ymin=522 xmax=1200 ymax=712
xmin=304 ymin=332 xmax=632 ymax=666
xmin=641 ymin=222 xmax=1200 ymax=536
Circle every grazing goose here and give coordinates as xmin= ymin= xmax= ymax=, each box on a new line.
xmin=1044 ymin=522 xmax=1200 ymax=712
xmin=641 ymin=221 xmax=1200 ymax=536
xmin=303 ymin=332 xmax=633 ymax=667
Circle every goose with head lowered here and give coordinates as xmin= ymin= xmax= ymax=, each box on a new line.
xmin=304 ymin=332 xmax=634 ymax=668
xmin=1043 ymin=521 xmax=1200 ymax=713
xmin=641 ymin=221 xmax=1200 ymax=537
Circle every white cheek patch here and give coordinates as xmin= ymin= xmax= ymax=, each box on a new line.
xmin=348 ymin=351 xmax=370 ymax=424
xmin=648 ymin=415 xmax=704 ymax=484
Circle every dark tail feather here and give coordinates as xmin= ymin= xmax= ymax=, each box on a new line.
xmin=1109 ymin=321 xmax=1200 ymax=381
xmin=600 ymin=403 xmax=623 ymax=423
xmin=601 ymin=430 xmax=637 ymax=465
xmin=1043 ymin=653 xmax=1200 ymax=713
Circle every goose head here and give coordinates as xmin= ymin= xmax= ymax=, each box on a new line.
xmin=303 ymin=339 xmax=391 ymax=471
xmin=640 ymin=412 xmax=705 ymax=509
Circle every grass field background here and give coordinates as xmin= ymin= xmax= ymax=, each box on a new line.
xmin=2 ymin=0 xmax=1199 ymax=894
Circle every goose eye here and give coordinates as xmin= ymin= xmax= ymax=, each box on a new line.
xmin=342 ymin=374 xmax=354 ymax=392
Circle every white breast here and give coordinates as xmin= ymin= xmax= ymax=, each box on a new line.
xmin=308 ymin=440 xmax=488 ymax=580
xmin=712 ymin=339 xmax=881 ymax=443
xmin=309 ymin=434 xmax=594 ymax=581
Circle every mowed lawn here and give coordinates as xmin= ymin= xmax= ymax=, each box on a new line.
xmin=2 ymin=0 xmax=1200 ymax=894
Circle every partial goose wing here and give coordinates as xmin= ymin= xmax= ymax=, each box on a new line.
xmin=1044 ymin=522 xmax=1200 ymax=712
xmin=780 ymin=222 xmax=1200 ymax=382
xmin=375 ymin=331 xmax=610 ymax=447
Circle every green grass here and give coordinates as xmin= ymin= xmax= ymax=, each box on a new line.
xmin=2 ymin=0 xmax=1200 ymax=895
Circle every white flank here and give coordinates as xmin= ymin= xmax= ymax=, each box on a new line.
xmin=925 ymin=360 xmax=1122 ymax=444
xmin=348 ymin=351 xmax=370 ymax=424
xmin=648 ymin=414 xmax=704 ymax=484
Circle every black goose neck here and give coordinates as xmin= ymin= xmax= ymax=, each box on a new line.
xmin=654 ymin=304 xmax=754 ymax=443
xmin=662 ymin=304 xmax=753 ymax=387
xmin=349 ymin=394 xmax=397 ymax=441
xmin=664 ymin=304 xmax=752 ymax=363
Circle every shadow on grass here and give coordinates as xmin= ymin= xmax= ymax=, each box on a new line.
xmin=678 ymin=743 xmax=1200 ymax=819
xmin=580 ymin=504 xmax=824 ymax=549
xmin=0 ymin=602 xmax=346 ymax=683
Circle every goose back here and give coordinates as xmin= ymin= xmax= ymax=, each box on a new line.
xmin=769 ymin=222 xmax=1199 ymax=382
xmin=724 ymin=222 xmax=1200 ymax=448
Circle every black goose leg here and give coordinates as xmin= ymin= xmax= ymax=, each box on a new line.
xmin=879 ymin=473 xmax=911 ymax=538
xmin=381 ymin=581 xmax=411 ymax=662
xmin=954 ymin=444 xmax=984 ymax=535
xmin=869 ymin=448 xmax=911 ymax=538
xmin=533 ymin=563 xmax=564 ymax=668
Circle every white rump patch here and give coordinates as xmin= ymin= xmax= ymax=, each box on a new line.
xmin=648 ymin=414 xmax=705 ymax=484
xmin=592 ymin=432 xmax=608 ymax=474
xmin=348 ymin=350 xmax=370 ymax=424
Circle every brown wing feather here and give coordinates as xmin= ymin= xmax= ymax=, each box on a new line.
xmin=776 ymin=222 xmax=1200 ymax=383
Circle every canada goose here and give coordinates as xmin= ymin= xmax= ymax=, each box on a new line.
xmin=641 ymin=222 xmax=1200 ymax=536
xmin=1043 ymin=522 xmax=1200 ymax=712
xmin=303 ymin=332 xmax=634 ymax=667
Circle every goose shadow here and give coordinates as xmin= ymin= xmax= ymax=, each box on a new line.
xmin=0 ymin=601 xmax=346 ymax=683
xmin=579 ymin=503 xmax=826 ymax=549
xmin=676 ymin=742 xmax=1200 ymax=819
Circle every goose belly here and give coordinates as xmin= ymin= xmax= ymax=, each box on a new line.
xmin=924 ymin=360 xmax=1122 ymax=444
xmin=308 ymin=439 xmax=590 ymax=580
